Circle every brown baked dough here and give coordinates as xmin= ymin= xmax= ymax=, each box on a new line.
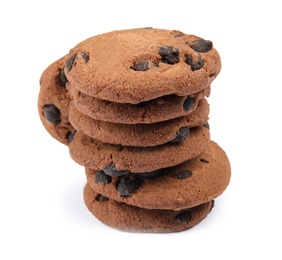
xmin=67 ymin=83 xmax=210 ymax=124
xmin=86 ymin=140 xmax=231 ymax=210
xmin=38 ymin=56 xmax=75 ymax=145
xmin=69 ymin=126 xmax=210 ymax=173
xmin=84 ymin=183 xmax=214 ymax=233
xmin=64 ymin=28 xmax=221 ymax=104
xmin=68 ymin=98 xmax=209 ymax=147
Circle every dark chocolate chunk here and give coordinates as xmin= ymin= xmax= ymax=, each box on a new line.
xmin=82 ymin=53 xmax=89 ymax=62
xmin=173 ymin=170 xmax=192 ymax=179
xmin=137 ymin=169 xmax=166 ymax=179
xmin=116 ymin=176 xmax=142 ymax=196
xmin=95 ymin=170 xmax=112 ymax=184
xmin=185 ymin=54 xmax=205 ymax=71
xmin=66 ymin=130 xmax=76 ymax=143
xmin=65 ymin=52 xmax=89 ymax=72
xmin=190 ymin=39 xmax=213 ymax=53
xmin=171 ymin=127 xmax=190 ymax=143
xmin=65 ymin=54 xmax=77 ymax=72
xmin=199 ymin=158 xmax=209 ymax=163
xmin=183 ymin=96 xmax=194 ymax=111
xmin=131 ymin=60 xmax=159 ymax=71
xmin=175 ymin=33 xmax=185 ymax=38
xmin=43 ymin=104 xmax=61 ymax=124
xmin=59 ymin=68 xmax=68 ymax=85
xmin=132 ymin=61 xmax=149 ymax=71
xmin=175 ymin=211 xmax=191 ymax=224
xmin=103 ymin=164 xmax=130 ymax=177
xmin=95 ymin=194 xmax=109 ymax=202
xmin=171 ymin=30 xmax=185 ymax=38
xmin=203 ymin=122 xmax=210 ymax=129
xmin=158 ymin=46 xmax=179 ymax=65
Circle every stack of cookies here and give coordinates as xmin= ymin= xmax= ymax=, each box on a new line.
xmin=38 ymin=28 xmax=231 ymax=232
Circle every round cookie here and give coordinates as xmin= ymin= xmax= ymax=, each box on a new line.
xmin=69 ymin=126 xmax=210 ymax=173
xmin=38 ymin=56 xmax=76 ymax=145
xmin=64 ymin=28 xmax=221 ymax=104
xmin=68 ymin=98 xmax=210 ymax=147
xmin=67 ymin=83 xmax=210 ymax=124
xmin=85 ymin=140 xmax=231 ymax=210
xmin=84 ymin=183 xmax=214 ymax=233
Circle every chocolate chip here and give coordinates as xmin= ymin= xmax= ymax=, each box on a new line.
xmin=116 ymin=176 xmax=142 ymax=196
xmin=203 ymin=122 xmax=210 ymax=129
xmin=65 ymin=54 xmax=77 ymax=72
xmin=95 ymin=170 xmax=112 ymax=184
xmin=175 ymin=211 xmax=191 ymax=224
xmin=158 ymin=46 xmax=179 ymax=65
xmin=43 ymin=104 xmax=61 ymax=124
xmin=103 ymin=164 xmax=130 ymax=177
xmin=66 ymin=130 xmax=76 ymax=143
xmin=137 ymin=169 xmax=166 ymax=179
xmin=59 ymin=68 xmax=68 ymax=85
xmin=183 ymin=96 xmax=194 ymax=111
xmin=81 ymin=52 xmax=89 ymax=63
xmin=171 ymin=127 xmax=190 ymax=143
xmin=173 ymin=170 xmax=192 ymax=179
xmin=190 ymin=39 xmax=213 ymax=53
xmin=65 ymin=52 xmax=89 ymax=72
xmin=175 ymin=33 xmax=185 ymax=38
xmin=132 ymin=61 xmax=149 ymax=71
xmin=199 ymin=158 xmax=209 ymax=163
xmin=171 ymin=30 xmax=185 ymax=38
xmin=95 ymin=194 xmax=109 ymax=202
xmin=185 ymin=54 xmax=205 ymax=71
xmin=131 ymin=60 xmax=158 ymax=71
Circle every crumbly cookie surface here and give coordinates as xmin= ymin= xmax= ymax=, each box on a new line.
xmin=64 ymin=28 xmax=221 ymax=104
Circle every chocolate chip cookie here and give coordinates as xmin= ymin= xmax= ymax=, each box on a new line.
xmin=64 ymin=28 xmax=221 ymax=104
xmin=67 ymin=83 xmax=210 ymax=124
xmin=85 ymin=140 xmax=231 ymax=210
xmin=38 ymin=56 xmax=75 ymax=145
xmin=69 ymin=126 xmax=210 ymax=173
xmin=68 ymin=98 xmax=209 ymax=146
xmin=84 ymin=183 xmax=214 ymax=232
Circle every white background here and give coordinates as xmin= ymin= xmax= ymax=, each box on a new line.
xmin=1 ymin=1 xmax=281 ymax=259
